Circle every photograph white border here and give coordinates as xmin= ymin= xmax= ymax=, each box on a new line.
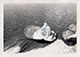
xmin=0 ymin=0 xmax=80 ymax=57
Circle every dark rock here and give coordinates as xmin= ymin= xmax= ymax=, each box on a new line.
xmin=66 ymin=38 xmax=77 ymax=46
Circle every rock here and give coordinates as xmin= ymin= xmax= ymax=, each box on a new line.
xmin=33 ymin=23 xmax=57 ymax=41
xmin=62 ymin=23 xmax=77 ymax=46
xmin=68 ymin=23 xmax=77 ymax=32
xmin=5 ymin=45 xmax=21 ymax=54
xmin=43 ymin=31 xmax=56 ymax=41
xmin=66 ymin=37 xmax=77 ymax=46
xmin=33 ymin=28 xmax=56 ymax=41
xmin=62 ymin=30 xmax=74 ymax=40
xmin=24 ymin=25 xmax=40 ymax=38
xmin=24 ymin=23 xmax=57 ymax=42
xmin=65 ymin=32 xmax=77 ymax=46
xmin=67 ymin=33 xmax=77 ymax=39
xmin=41 ymin=22 xmax=51 ymax=38
xmin=62 ymin=30 xmax=77 ymax=46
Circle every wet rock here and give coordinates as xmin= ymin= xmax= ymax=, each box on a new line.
xmin=66 ymin=38 xmax=77 ymax=46
xmin=62 ymin=30 xmax=77 ymax=46
xmin=62 ymin=23 xmax=77 ymax=46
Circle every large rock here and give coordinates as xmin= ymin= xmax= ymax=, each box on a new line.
xmin=24 ymin=25 xmax=40 ymax=38
xmin=24 ymin=24 xmax=57 ymax=41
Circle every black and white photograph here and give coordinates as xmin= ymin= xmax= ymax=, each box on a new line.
xmin=4 ymin=3 xmax=77 ymax=54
